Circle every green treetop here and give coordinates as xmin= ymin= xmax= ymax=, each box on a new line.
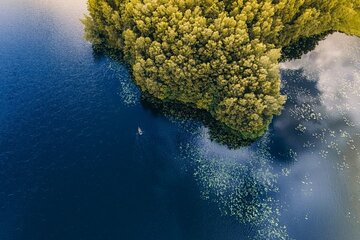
xmin=83 ymin=0 xmax=360 ymax=140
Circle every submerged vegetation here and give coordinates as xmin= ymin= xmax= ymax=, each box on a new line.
xmin=184 ymin=134 xmax=289 ymax=239
xmin=83 ymin=0 xmax=360 ymax=140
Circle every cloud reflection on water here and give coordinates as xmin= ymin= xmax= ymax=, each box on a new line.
xmin=281 ymin=33 xmax=360 ymax=123
xmin=279 ymin=33 xmax=360 ymax=238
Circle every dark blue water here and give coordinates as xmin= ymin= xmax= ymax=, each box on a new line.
xmin=1 ymin=1 xmax=360 ymax=240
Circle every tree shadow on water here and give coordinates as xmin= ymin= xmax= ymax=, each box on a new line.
xmin=139 ymin=94 xmax=257 ymax=149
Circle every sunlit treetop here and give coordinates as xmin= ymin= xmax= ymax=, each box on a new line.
xmin=83 ymin=0 xmax=360 ymax=140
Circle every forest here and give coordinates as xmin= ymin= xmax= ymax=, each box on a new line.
xmin=83 ymin=0 xmax=360 ymax=140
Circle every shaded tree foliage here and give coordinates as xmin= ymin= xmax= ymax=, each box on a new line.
xmin=83 ymin=0 xmax=360 ymax=140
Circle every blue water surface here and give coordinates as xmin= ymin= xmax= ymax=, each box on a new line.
xmin=1 ymin=1 xmax=360 ymax=240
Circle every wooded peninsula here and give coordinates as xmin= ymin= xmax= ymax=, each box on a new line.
xmin=83 ymin=0 xmax=360 ymax=140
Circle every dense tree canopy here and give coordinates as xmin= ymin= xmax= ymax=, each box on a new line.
xmin=83 ymin=0 xmax=360 ymax=140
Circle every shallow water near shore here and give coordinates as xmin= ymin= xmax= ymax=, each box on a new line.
xmin=0 ymin=1 xmax=360 ymax=239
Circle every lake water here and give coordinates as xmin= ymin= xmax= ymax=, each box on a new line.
xmin=1 ymin=1 xmax=360 ymax=239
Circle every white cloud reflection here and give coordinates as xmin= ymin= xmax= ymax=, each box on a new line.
xmin=281 ymin=33 xmax=360 ymax=122
xmin=279 ymin=33 xmax=360 ymax=238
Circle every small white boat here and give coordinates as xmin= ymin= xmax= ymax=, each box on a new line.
xmin=137 ymin=127 xmax=143 ymax=136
